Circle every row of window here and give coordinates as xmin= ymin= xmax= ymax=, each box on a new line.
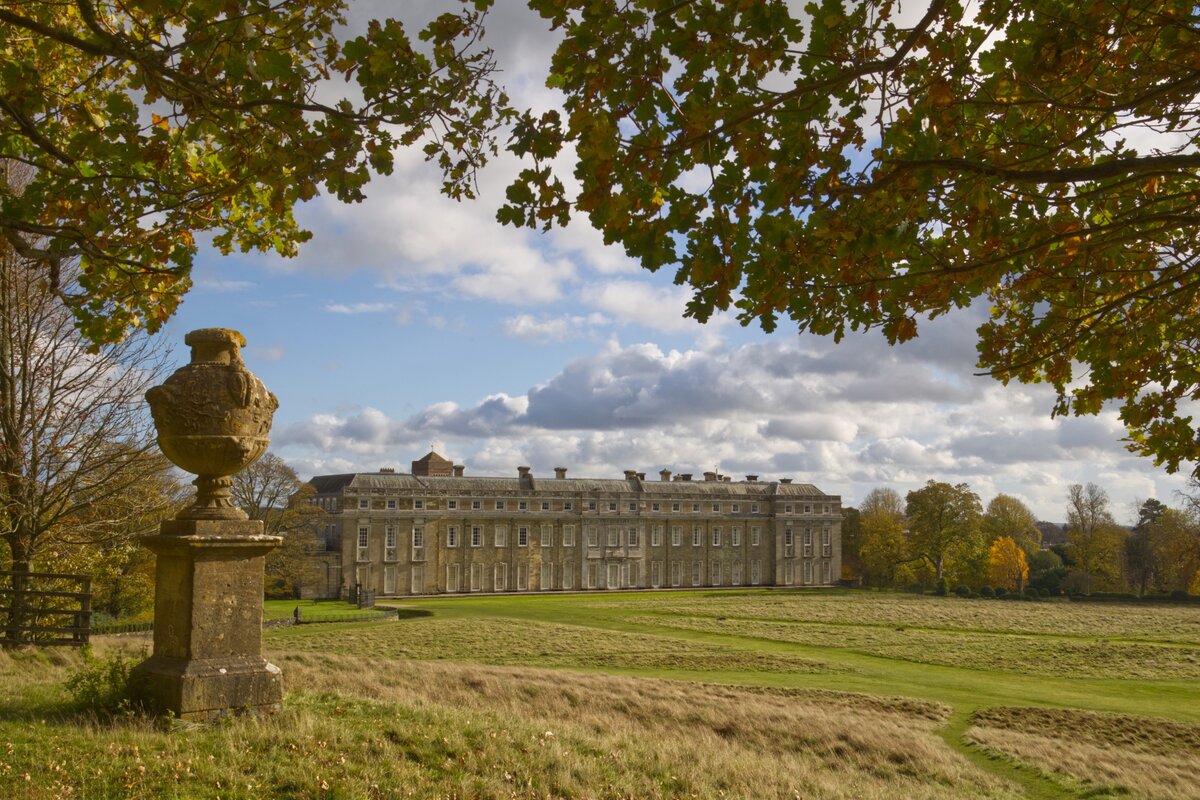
xmin=370 ymin=557 xmax=835 ymax=594
xmin=348 ymin=497 xmax=835 ymax=515
xmin=358 ymin=523 xmax=794 ymax=555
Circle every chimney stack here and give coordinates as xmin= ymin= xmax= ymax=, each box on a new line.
xmin=780 ymin=478 xmax=793 ymax=484
xmin=453 ymin=464 xmax=465 ymax=477
xmin=660 ymin=469 xmax=672 ymax=482
xmin=679 ymin=473 xmax=692 ymax=481
xmin=745 ymin=474 xmax=758 ymax=482
xmin=518 ymin=466 xmax=531 ymax=478
xmin=624 ymin=469 xmax=637 ymax=480
xmin=554 ymin=467 xmax=567 ymax=479
xmin=703 ymin=471 xmax=717 ymax=482
xmin=379 ymin=467 xmax=395 ymax=474
xmin=637 ymin=472 xmax=646 ymax=480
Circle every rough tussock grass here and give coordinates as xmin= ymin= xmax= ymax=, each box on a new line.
xmin=268 ymin=614 xmax=839 ymax=674
xmin=966 ymin=707 xmax=1200 ymax=800
xmin=627 ymin=614 xmax=1200 ymax=678
xmin=596 ymin=591 xmax=1200 ymax=641
xmin=0 ymin=645 xmax=1017 ymax=800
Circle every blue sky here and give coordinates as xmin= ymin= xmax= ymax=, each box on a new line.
xmin=160 ymin=1 xmax=1193 ymax=523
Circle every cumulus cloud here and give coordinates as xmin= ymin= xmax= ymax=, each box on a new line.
xmin=324 ymin=302 xmax=395 ymax=315
xmin=270 ymin=320 xmax=1194 ymax=521
xmin=503 ymin=313 xmax=610 ymax=342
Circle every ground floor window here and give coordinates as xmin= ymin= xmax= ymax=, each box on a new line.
xmin=384 ymin=565 xmax=396 ymax=595
xmin=751 ymin=560 xmax=761 ymax=585
xmin=671 ymin=560 xmax=681 ymax=587
xmin=517 ymin=562 xmax=528 ymax=591
xmin=607 ymin=563 xmax=620 ymax=589
xmin=410 ymin=565 xmax=424 ymax=594
xmin=540 ymin=562 xmax=553 ymax=590
xmin=692 ymin=561 xmax=702 ymax=586
xmin=471 ymin=563 xmax=482 ymax=591
xmin=710 ymin=560 xmax=721 ymax=586
xmin=651 ymin=560 xmax=661 ymax=587
xmin=785 ymin=561 xmax=795 ymax=585
xmin=803 ymin=560 xmax=813 ymax=584
xmin=446 ymin=563 xmax=460 ymax=593
xmin=562 ymin=562 xmax=574 ymax=590
xmin=494 ymin=562 xmax=508 ymax=592
xmin=732 ymin=561 xmax=742 ymax=586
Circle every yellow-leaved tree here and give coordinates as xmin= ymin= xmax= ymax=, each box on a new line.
xmin=987 ymin=536 xmax=1029 ymax=592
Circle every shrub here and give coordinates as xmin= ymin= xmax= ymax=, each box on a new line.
xmin=1170 ymin=589 xmax=1191 ymax=601
xmin=995 ymin=587 xmax=1008 ymax=598
xmin=934 ymin=577 xmax=948 ymax=597
xmin=66 ymin=649 xmax=141 ymax=718
xmin=1024 ymin=588 xmax=1039 ymax=600
xmin=905 ymin=582 xmax=927 ymax=595
xmin=1038 ymin=588 xmax=1051 ymax=598
xmin=979 ymin=586 xmax=995 ymax=598
xmin=954 ymin=585 xmax=971 ymax=598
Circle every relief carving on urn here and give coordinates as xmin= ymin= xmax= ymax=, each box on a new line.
xmin=146 ymin=328 xmax=278 ymax=520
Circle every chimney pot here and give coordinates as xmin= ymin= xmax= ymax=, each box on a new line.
xmin=517 ymin=466 xmax=531 ymax=477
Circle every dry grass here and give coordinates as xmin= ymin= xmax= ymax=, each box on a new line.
xmin=966 ymin=707 xmax=1200 ymax=800
xmin=268 ymin=614 xmax=841 ymax=675
xmin=276 ymin=651 xmax=1012 ymax=800
xmin=0 ymin=644 xmax=1020 ymax=800
xmin=595 ymin=592 xmax=1200 ymax=642
xmin=626 ymin=614 xmax=1200 ymax=678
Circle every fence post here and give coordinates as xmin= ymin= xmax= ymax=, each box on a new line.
xmin=77 ymin=577 xmax=92 ymax=646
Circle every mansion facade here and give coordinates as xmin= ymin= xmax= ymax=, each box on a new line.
xmin=301 ymin=452 xmax=842 ymax=599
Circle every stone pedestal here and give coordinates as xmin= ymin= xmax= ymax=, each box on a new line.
xmin=133 ymin=519 xmax=283 ymax=720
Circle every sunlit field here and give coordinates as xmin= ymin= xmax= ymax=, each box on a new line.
xmin=1 ymin=589 xmax=1197 ymax=799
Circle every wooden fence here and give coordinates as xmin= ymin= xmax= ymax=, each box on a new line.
xmin=0 ymin=571 xmax=92 ymax=647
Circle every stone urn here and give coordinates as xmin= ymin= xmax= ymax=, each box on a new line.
xmin=146 ymin=328 xmax=278 ymax=520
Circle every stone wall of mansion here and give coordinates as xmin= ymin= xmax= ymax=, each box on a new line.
xmin=300 ymin=451 xmax=842 ymax=599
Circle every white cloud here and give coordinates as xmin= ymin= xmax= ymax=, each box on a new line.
xmin=324 ymin=302 xmax=395 ymax=315
xmin=582 ymin=280 xmax=707 ymax=333
xmin=272 ymin=325 xmax=1194 ymax=522
xmin=503 ymin=313 xmax=610 ymax=342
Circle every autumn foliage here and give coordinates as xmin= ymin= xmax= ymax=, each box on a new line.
xmin=986 ymin=537 xmax=1029 ymax=592
xmin=505 ymin=0 xmax=1200 ymax=473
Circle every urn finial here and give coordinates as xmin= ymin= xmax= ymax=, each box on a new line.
xmin=146 ymin=328 xmax=278 ymax=521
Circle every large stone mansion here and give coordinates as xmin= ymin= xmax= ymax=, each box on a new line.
xmin=301 ymin=451 xmax=842 ymax=599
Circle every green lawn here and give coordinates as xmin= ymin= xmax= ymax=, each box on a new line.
xmin=319 ymin=589 xmax=1200 ymax=723
xmin=2 ymin=589 xmax=1197 ymax=799
xmin=262 ymin=598 xmax=365 ymax=620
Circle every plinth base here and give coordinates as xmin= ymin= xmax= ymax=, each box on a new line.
xmin=133 ymin=655 xmax=282 ymax=721
xmin=134 ymin=519 xmax=283 ymax=721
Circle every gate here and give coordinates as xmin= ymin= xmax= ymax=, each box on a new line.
xmin=0 ymin=571 xmax=92 ymax=647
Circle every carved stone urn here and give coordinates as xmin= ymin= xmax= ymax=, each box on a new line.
xmin=134 ymin=328 xmax=284 ymax=720
xmin=146 ymin=328 xmax=278 ymax=520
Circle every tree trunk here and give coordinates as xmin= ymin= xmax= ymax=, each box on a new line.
xmin=2 ymin=538 xmax=32 ymax=646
